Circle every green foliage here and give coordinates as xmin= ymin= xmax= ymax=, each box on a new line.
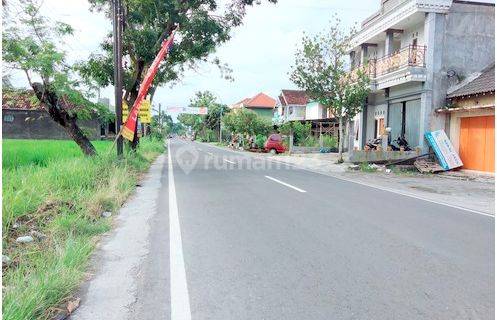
xmin=2 ymin=140 xmax=111 ymax=170
xmin=279 ymin=121 xmax=312 ymax=145
xmin=2 ymin=1 xmax=103 ymax=118
xmin=2 ymin=138 xmax=164 ymax=320
xmin=289 ymin=16 xmax=370 ymax=158
xmin=360 ymin=162 xmax=377 ymax=172
xmin=78 ymin=0 xmax=276 ymax=106
xmin=321 ymin=135 xmax=337 ymax=148
xmin=255 ymin=134 xmax=266 ymax=149
xmin=222 ymin=108 xmax=272 ymax=136
xmin=299 ymin=136 xmax=320 ymax=147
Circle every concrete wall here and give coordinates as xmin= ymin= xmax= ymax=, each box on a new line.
xmin=2 ymin=109 xmax=102 ymax=140
xmin=444 ymin=2 xmax=495 ymax=78
xmin=420 ymin=2 xmax=494 ymax=150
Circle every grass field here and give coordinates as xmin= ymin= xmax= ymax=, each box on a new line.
xmin=2 ymin=138 xmax=165 ymax=320
xmin=2 ymin=140 xmax=113 ymax=169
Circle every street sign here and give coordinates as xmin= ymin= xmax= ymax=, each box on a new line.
xmin=123 ymin=99 xmax=152 ymax=124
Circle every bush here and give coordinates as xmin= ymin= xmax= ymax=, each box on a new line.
xmin=321 ymin=135 xmax=337 ymax=148
xmin=255 ymin=134 xmax=266 ymax=149
xmin=299 ymin=135 xmax=320 ymax=147
xmin=279 ymin=121 xmax=312 ymax=145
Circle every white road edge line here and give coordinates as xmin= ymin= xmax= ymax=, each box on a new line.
xmin=264 ymin=157 xmax=494 ymax=218
xmin=196 ymin=141 xmax=493 ymax=218
xmin=168 ymin=140 xmax=192 ymax=320
xmin=224 ymin=159 xmax=236 ymax=164
xmin=265 ymin=175 xmax=307 ymax=193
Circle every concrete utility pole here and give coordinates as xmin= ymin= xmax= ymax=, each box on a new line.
xmin=112 ymin=0 xmax=124 ymax=156
xmin=219 ymin=107 xmax=223 ymax=143
xmin=158 ymin=103 xmax=162 ymax=135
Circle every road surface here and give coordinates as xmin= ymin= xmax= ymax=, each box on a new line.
xmin=73 ymin=138 xmax=494 ymax=320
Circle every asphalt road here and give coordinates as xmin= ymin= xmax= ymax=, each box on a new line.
xmin=73 ymin=138 xmax=494 ymax=320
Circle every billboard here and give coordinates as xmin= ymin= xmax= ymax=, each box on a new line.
xmin=425 ymin=130 xmax=463 ymax=170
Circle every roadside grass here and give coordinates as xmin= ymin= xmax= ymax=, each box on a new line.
xmin=359 ymin=162 xmax=378 ymax=173
xmin=2 ymin=138 xmax=165 ymax=320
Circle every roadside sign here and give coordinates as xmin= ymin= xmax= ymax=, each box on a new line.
xmin=123 ymin=99 xmax=152 ymax=124
xmin=166 ymin=106 xmax=208 ymax=115
xmin=425 ymin=129 xmax=463 ymax=170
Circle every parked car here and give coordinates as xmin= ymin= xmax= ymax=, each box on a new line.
xmin=264 ymin=134 xmax=286 ymax=154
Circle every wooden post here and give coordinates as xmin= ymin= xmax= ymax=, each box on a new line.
xmin=319 ymin=123 xmax=323 ymax=147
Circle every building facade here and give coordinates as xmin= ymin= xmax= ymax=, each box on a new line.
xmin=273 ymin=89 xmax=309 ymax=123
xmin=229 ymin=92 xmax=276 ymax=119
xmin=350 ymin=0 xmax=495 ymax=152
xmin=438 ymin=64 xmax=495 ymax=172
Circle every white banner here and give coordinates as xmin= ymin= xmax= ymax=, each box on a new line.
xmin=167 ymin=106 xmax=208 ymax=115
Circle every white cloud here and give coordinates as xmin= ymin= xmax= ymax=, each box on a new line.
xmin=6 ymin=0 xmax=378 ymax=117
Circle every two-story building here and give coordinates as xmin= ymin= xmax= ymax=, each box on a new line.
xmin=350 ymin=0 xmax=494 ymax=152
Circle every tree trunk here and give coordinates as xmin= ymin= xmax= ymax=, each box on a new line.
xmin=338 ymin=115 xmax=343 ymax=163
xmin=32 ymin=83 xmax=97 ymax=156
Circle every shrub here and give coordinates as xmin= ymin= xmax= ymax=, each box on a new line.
xmin=321 ymin=135 xmax=337 ymax=148
xmin=299 ymin=135 xmax=320 ymax=147
xmin=255 ymin=134 xmax=266 ymax=149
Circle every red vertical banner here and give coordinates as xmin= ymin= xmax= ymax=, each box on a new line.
xmin=121 ymin=30 xmax=176 ymax=141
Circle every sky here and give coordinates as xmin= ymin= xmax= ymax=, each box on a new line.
xmin=6 ymin=0 xmax=494 ymax=118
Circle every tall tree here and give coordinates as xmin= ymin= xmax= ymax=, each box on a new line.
xmin=78 ymin=0 xmax=277 ymax=114
xmin=2 ymin=0 xmax=111 ymax=155
xmin=290 ymin=18 xmax=370 ymax=162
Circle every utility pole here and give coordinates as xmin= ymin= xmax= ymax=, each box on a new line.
xmin=158 ymin=103 xmax=162 ymax=135
xmin=219 ymin=106 xmax=223 ymax=143
xmin=112 ymin=0 xmax=124 ymax=156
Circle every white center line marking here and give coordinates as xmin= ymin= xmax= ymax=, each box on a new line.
xmin=224 ymin=159 xmax=236 ymax=164
xmin=168 ymin=140 xmax=192 ymax=320
xmin=265 ymin=175 xmax=307 ymax=193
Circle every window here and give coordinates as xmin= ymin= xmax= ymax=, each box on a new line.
xmin=269 ymin=134 xmax=282 ymax=142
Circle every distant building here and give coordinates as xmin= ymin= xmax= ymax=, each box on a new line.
xmin=229 ymin=92 xmax=276 ymax=119
xmin=274 ymin=89 xmax=308 ymax=123
xmin=2 ymin=89 xmax=109 ymax=140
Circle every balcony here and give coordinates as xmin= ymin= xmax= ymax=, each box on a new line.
xmin=349 ymin=45 xmax=427 ymax=90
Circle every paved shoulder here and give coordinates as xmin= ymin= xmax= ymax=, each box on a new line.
xmin=71 ymin=155 xmax=167 ymax=320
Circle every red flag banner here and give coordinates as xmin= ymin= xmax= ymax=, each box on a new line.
xmin=121 ymin=30 xmax=176 ymax=141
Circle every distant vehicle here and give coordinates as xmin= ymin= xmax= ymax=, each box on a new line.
xmin=264 ymin=134 xmax=286 ymax=154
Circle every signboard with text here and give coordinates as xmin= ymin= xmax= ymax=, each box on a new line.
xmin=123 ymin=99 xmax=151 ymax=124
xmin=425 ymin=129 xmax=463 ymax=170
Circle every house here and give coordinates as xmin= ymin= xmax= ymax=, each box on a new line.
xmin=2 ymin=89 xmax=110 ymax=140
xmin=274 ymin=89 xmax=308 ymax=123
xmin=437 ymin=64 xmax=495 ymax=172
xmin=229 ymin=92 xmax=276 ymax=119
xmin=349 ymin=0 xmax=495 ymax=152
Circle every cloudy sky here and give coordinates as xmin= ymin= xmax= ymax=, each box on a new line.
xmin=7 ymin=0 xmax=493 ymax=118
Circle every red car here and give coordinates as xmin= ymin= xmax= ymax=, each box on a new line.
xmin=264 ymin=134 xmax=286 ymax=154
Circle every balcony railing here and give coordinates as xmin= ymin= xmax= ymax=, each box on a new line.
xmin=375 ymin=45 xmax=426 ymax=77
xmin=348 ymin=45 xmax=426 ymax=82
